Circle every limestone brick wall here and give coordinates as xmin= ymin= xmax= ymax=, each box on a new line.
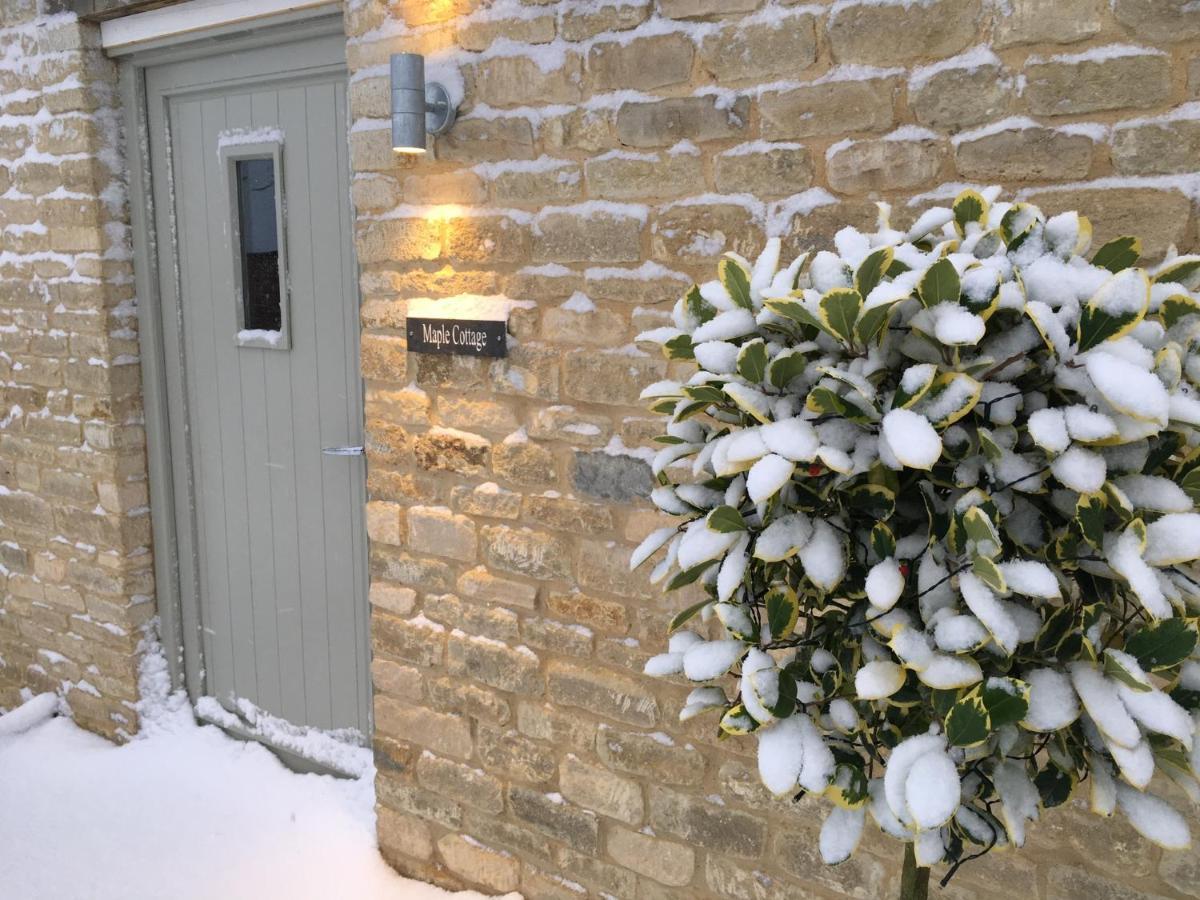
xmin=0 ymin=0 xmax=152 ymax=739
xmin=345 ymin=1 xmax=1200 ymax=897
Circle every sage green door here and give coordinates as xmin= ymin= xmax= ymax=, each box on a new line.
xmin=145 ymin=30 xmax=370 ymax=738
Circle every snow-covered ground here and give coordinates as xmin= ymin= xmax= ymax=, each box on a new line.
xmin=0 ymin=690 xmax=517 ymax=900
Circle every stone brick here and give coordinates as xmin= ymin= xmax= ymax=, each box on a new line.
xmin=1112 ymin=118 xmax=1200 ymax=176
xmin=451 ymin=482 xmax=522 ymax=519
xmin=508 ymin=786 xmax=600 ymax=854
xmin=563 ymin=349 xmax=664 ymax=407
xmin=463 ymin=811 xmax=557 ymax=865
xmin=366 ymin=581 xmax=417 ymax=620
xmin=447 ymin=630 xmax=542 ymax=694
xmin=552 ymin=847 xmax=637 ymax=897
xmin=434 ymin=117 xmax=536 ymax=163
xmin=546 ymin=591 xmax=627 ymax=634
xmin=407 ymin=505 xmax=476 ymax=563
xmin=994 ymin=0 xmax=1103 ymax=47
xmin=909 ymin=63 xmax=1014 ymax=132
xmin=425 ymin=593 xmax=520 ymax=643
xmin=559 ymin=755 xmax=644 ymax=825
xmin=1112 ymin=0 xmax=1200 ymax=44
xmin=1024 ymin=50 xmax=1172 ymax=116
xmin=584 ymin=149 xmax=704 ymax=201
xmin=471 ymin=54 xmax=583 ymax=107
xmin=428 ymin=675 xmax=512 ymax=725
xmin=437 ymin=834 xmax=520 ymax=893
xmin=1159 ymin=839 xmax=1200 ymax=896
xmin=1024 ymin=187 xmax=1192 ymax=259
xmin=571 ymin=450 xmax=651 ymax=502
xmin=607 ymin=826 xmax=695 ymax=886
xmin=828 ymin=0 xmax=979 ymax=66
xmin=492 ymin=438 xmax=558 ymax=487
xmin=521 ymin=617 xmax=592 ymax=657
xmin=1045 ymin=865 xmax=1169 ymax=900
xmin=365 ymin=384 xmax=431 ymax=426
xmin=1191 ymin=56 xmax=1200 ymax=99
xmin=358 ymin=217 xmax=441 ymax=264
xmin=443 ymin=214 xmax=531 ymax=264
xmin=775 ymin=827 xmax=886 ymax=897
xmin=658 ymin=0 xmax=758 ymax=16
xmin=588 ymin=33 xmax=694 ymax=91
xmin=374 ymin=698 xmax=473 ymax=759
xmin=522 ymin=493 xmax=612 ymax=535
xmin=578 ymin=539 xmax=652 ymax=598
xmin=402 ymin=170 xmax=486 ymax=204
xmin=826 ymin=136 xmax=946 ymax=195
xmin=457 ymin=566 xmax=539 ymax=610
xmin=714 ymin=143 xmax=813 ymax=197
xmin=490 ymin=162 xmax=582 ymax=205
xmin=371 ymin=658 xmax=423 ymax=703
xmin=528 ymin=407 xmax=612 ymax=448
xmin=412 ymin=427 xmax=490 ymax=476
xmin=437 ymin=397 xmax=519 ymax=434
xmin=699 ymin=13 xmax=817 ymax=82
xmin=954 ymin=126 xmax=1093 ymax=181
xmin=481 ymin=525 xmax=571 ymax=581
xmin=596 ymin=725 xmax=705 ymax=785
xmin=651 ymin=201 xmax=765 ymax=264
xmin=561 ymin=1 xmax=650 ymax=41
xmin=541 ymin=300 xmax=628 ymax=346
xmin=546 ymin=660 xmax=658 ymax=726
xmin=616 ymin=96 xmax=750 ymax=148
xmin=648 ymin=787 xmax=765 ymax=857
xmin=490 ymin=342 xmax=561 ymax=401
xmin=532 ymin=209 xmax=644 ymax=263
xmin=374 ymin=611 xmax=446 ymax=668
xmin=366 ymin=501 xmax=403 ymax=546
xmin=516 ymin=702 xmax=597 ymax=752
xmin=417 ymin=752 xmax=504 ymax=814
xmin=377 ymin=807 xmax=434 ymax=862
xmin=478 ymin=724 xmax=558 ymax=784
xmin=704 ymin=856 xmax=794 ymax=900
xmin=457 ymin=14 xmax=556 ymax=52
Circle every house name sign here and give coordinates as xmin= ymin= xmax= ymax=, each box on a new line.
xmin=406 ymin=296 xmax=508 ymax=359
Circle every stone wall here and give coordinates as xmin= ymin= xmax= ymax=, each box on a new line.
xmin=0 ymin=0 xmax=152 ymax=739
xmin=347 ymin=0 xmax=1200 ymax=897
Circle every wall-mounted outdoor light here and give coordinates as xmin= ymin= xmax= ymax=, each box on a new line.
xmin=390 ymin=53 xmax=457 ymax=154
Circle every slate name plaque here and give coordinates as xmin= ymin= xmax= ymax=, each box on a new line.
xmin=407 ymin=317 xmax=507 ymax=358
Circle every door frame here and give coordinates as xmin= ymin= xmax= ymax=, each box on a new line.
xmin=116 ymin=8 xmax=361 ymax=707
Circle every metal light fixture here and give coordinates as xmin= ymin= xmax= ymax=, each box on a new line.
xmin=390 ymin=53 xmax=457 ymax=155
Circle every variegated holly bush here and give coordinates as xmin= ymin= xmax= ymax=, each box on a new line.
xmin=634 ymin=187 xmax=1200 ymax=876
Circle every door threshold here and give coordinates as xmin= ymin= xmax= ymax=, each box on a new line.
xmin=194 ymin=700 xmax=371 ymax=780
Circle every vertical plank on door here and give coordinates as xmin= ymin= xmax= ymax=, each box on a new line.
xmin=174 ymin=96 xmax=236 ymax=705
xmin=333 ymin=78 xmax=371 ymax=734
xmin=307 ymin=78 xmax=361 ymax=731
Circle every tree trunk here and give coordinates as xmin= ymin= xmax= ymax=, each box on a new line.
xmin=900 ymin=842 xmax=930 ymax=900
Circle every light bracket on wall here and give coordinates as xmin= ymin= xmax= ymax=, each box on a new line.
xmin=390 ymin=53 xmax=457 ymax=154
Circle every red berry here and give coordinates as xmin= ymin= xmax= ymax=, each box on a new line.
xmin=899 ymin=563 xmax=910 ymax=578
xmin=807 ymin=464 xmax=822 ymax=476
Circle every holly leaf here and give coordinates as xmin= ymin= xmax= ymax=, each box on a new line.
xmin=918 ymin=258 xmax=960 ymax=308
xmin=855 ymin=247 xmax=893 ymax=299
xmin=1125 ymin=619 xmax=1198 ymax=672
xmin=982 ymin=677 xmax=1029 ymax=728
xmin=720 ymin=258 xmax=753 ymax=310
xmin=766 ymin=588 xmax=799 ymax=641
xmin=819 ymin=288 xmax=863 ymax=344
xmin=736 ymin=340 xmax=768 ymax=383
xmin=708 ymin=506 xmax=747 ymax=533
xmin=1092 ymin=236 xmax=1141 ymax=273
xmin=945 ymin=696 xmax=990 ymax=747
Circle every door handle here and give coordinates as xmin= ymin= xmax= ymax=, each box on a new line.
xmin=322 ymin=445 xmax=365 ymax=456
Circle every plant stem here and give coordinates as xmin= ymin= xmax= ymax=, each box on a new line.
xmin=900 ymin=843 xmax=930 ymax=900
